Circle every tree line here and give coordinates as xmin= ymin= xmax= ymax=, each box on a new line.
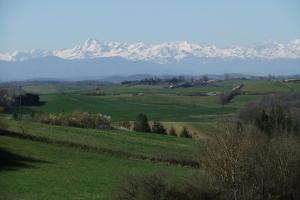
xmin=0 ymin=89 xmax=43 ymax=110
xmin=132 ymin=113 xmax=192 ymax=138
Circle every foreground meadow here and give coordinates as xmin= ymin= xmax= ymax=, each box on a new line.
xmin=1 ymin=79 xmax=300 ymax=199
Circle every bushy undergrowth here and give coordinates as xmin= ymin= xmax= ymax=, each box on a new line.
xmin=152 ymin=121 xmax=167 ymax=134
xmin=179 ymin=126 xmax=192 ymax=138
xmin=168 ymin=126 xmax=177 ymax=136
xmin=112 ymin=173 xmax=218 ymax=200
xmin=239 ymin=92 xmax=300 ymax=135
xmin=36 ymin=111 xmax=112 ymax=129
xmin=133 ymin=113 xmax=151 ymax=132
xmin=113 ymin=120 xmax=300 ymax=200
xmin=202 ymin=120 xmax=300 ymax=200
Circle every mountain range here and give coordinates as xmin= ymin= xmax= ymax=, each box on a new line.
xmin=1 ymin=39 xmax=300 ymax=62
xmin=1 ymin=39 xmax=300 ymax=81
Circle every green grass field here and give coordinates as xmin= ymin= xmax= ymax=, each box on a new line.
xmin=31 ymin=93 xmax=241 ymax=122
xmin=1 ymin=79 xmax=300 ymax=199
xmin=5 ymin=120 xmax=198 ymax=162
xmin=26 ymin=80 xmax=300 ymax=123
xmin=0 ymin=136 xmax=196 ymax=200
xmin=12 ymin=80 xmax=300 ymax=137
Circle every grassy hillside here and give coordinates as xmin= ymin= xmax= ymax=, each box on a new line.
xmin=1 ymin=118 xmax=198 ymax=200
xmin=0 ymin=135 xmax=196 ymax=200
xmin=31 ymin=93 xmax=242 ymax=122
xmin=2 ymin=79 xmax=300 ymax=199
xmin=20 ymin=80 xmax=299 ymax=134
xmin=5 ymin=120 xmax=198 ymax=163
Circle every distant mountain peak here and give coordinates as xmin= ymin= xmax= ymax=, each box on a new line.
xmin=83 ymin=39 xmax=101 ymax=50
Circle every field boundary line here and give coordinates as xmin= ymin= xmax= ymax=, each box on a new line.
xmin=0 ymin=128 xmax=199 ymax=168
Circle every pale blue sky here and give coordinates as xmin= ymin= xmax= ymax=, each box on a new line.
xmin=0 ymin=0 xmax=299 ymax=51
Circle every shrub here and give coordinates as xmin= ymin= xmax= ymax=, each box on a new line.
xmin=36 ymin=111 xmax=112 ymax=129
xmin=117 ymin=120 xmax=131 ymax=130
xmin=0 ymin=89 xmax=15 ymax=110
xmin=112 ymin=173 xmax=170 ymax=200
xmin=14 ymin=93 xmax=41 ymax=106
xmin=239 ymin=93 xmax=300 ymax=136
xmin=255 ymin=106 xmax=294 ymax=136
xmin=152 ymin=121 xmax=166 ymax=134
xmin=202 ymin=120 xmax=300 ymax=200
xmin=168 ymin=126 xmax=177 ymax=136
xmin=113 ymin=120 xmax=300 ymax=200
xmin=219 ymin=85 xmax=243 ymax=107
xmin=112 ymin=173 xmax=219 ymax=200
xmin=179 ymin=126 xmax=192 ymax=138
xmin=133 ymin=113 xmax=151 ymax=132
xmin=219 ymin=91 xmax=238 ymax=107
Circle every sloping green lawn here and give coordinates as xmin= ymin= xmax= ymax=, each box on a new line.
xmin=31 ymin=93 xmax=254 ymax=122
xmin=0 ymin=136 xmax=196 ymax=200
xmin=5 ymin=120 xmax=198 ymax=163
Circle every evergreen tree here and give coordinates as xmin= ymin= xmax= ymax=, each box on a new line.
xmin=133 ymin=113 xmax=151 ymax=132
xmin=168 ymin=126 xmax=177 ymax=136
xmin=255 ymin=105 xmax=296 ymax=137
xmin=151 ymin=121 xmax=166 ymax=134
xmin=180 ymin=126 xmax=192 ymax=138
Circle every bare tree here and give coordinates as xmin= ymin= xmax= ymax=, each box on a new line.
xmin=202 ymin=119 xmax=300 ymax=200
xmin=203 ymin=120 xmax=248 ymax=200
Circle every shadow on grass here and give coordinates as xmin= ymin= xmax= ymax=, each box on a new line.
xmin=0 ymin=147 xmax=49 ymax=171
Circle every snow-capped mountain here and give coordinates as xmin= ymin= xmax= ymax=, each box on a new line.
xmin=1 ymin=39 xmax=300 ymax=63
xmin=1 ymin=39 xmax=300 ymax=81
xmin=0 ymin=49 xmax=52 ymax=62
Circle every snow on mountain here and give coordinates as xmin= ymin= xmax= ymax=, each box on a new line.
xmin=0 ymin=49 xmax=52 ymax=61
xmin=1 ymin=39 xmax=300 ymax=62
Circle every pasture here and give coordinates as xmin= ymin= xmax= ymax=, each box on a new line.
xmin=25 ymin=79 xmax=299 ymax=134
xmin=1 ymin=79 xmax=300 ymax=199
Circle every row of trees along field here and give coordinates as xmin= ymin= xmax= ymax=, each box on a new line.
xmin=1 ymin=102 xmax=190 ymax=139
xmin=24 ymin=110 xmax=192 ymax=137
xmin=113 ymin=93 xmax=300 ymax=200
xmin=0 ymin=88 xmax=191 ymax=137
xmin=133 ymin=113 xmax=192 ymax=137
xmin=35 ymin=111 xmax=113 ymax=129
xmin=0 ymin=89 xmax=42 ymax=108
